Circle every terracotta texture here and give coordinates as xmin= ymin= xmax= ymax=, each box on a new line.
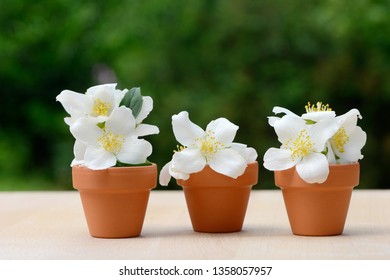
xmin=72 ymin=164 xmax=157 ymax=238
xmin=275 ymin=163 xmax=360 ymax=236
xmin=177 ymin=162 xmax=258 ymax=233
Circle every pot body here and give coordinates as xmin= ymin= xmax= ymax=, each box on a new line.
xmin=72 ymin=164 xmax=157 ymax=238
xmin=177 ymin=162 xmax=258 ymax=233
xmin=275 ymin=163 xmax=359 ymax=236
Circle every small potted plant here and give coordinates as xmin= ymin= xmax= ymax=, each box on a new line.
xmin=159 ymin=111 xmax=258 ymax=233
xmin=263 ymin=102 xmax=367 ymax=236
xmin=56 ymin=84 xmax=159 ymax=238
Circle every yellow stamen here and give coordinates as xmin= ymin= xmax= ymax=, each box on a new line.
xmin=98 ymin=131 xmax=124 ymax=153
xmin=174 ymin=145 xmax=186 ymax=153
xmin=331 ymin=127 xmax=349 ymax=153
xmin=92 ymin=98 xmax=111 ymax=117
xmin=285 ymin=129 xmax=313 ymax=161
xmin=196 ymin=130 xmax=224 ymax=160
xmin=305 ymin=102 xmax=332 ymax=113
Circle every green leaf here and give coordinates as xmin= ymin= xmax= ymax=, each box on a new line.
xmin=119 ymin=87 xmax=143 ymax=118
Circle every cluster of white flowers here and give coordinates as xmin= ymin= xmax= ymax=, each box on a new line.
xmin=57 ymin=85 xmax=366 ymax=187
xmin=56 ymin=84 xmax=159 ymax=170
xmin=263 ymin=102 xmax=367 ymax=183
xmin=159 ymin=111 xmax=258 ymax=186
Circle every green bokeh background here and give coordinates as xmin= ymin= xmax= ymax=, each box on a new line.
xmin=1 ymin=0 xmax=389 ymax=190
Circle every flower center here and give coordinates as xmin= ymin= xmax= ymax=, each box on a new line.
xmin=92 ymin=98 xmax=111 ymax=117
xmin=286 ymin=129 xmax=313 ymax=161
xmin=305 ymin=102 xmax=332 ymax=113
xmin=196 ymin=130 xmax=224 ymax=160
xmin=331 ymin=127 xmax=349 ymax=153
xmin=98 ymin=131 xmax=124 ymax=153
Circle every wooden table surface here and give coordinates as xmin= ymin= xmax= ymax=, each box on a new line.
xmin=0 ymin=190 xmax=389 ymax=260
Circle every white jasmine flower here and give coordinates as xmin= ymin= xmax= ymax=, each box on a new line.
xmin=56 ymin=83 xmax=126 ymax=125
xmin=263 ymin=102 xmax=367 ymax=184
xmin=70 ymin=106 xmax=152 ymax=170
xmin=159 ymin=111 xmax=257 ymax=186
xmin=329 ymin=109 xmax=367 ymax=163
xmin=263 ymin=114 xmax=339 ymax=183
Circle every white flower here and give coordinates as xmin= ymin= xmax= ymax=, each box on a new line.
xmin=57 ymin=84 xmax=159 ymax=168
xmin=328 ymin=109 xmax=367 ymax=164
xmin=56 ymin=83 xmax=126 ymax=125
xmin=264 ymin=103 xmax=367 ymax=184
xmin=159 ymin=111 xmax=257 ymax=186
xmin=70 ymin=106 xmax=152 ymax=170
xmin=263 ymin=113 xmax=339 ymax=183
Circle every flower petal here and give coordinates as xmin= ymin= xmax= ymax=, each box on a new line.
xmin=171 ymin=148 xmax=206 ymax=174
xmin=84 ymin=147 xmax=117 ymax=170
xmin=325 ymin=141 xmax=337 ymax=164
xmin=117 ymin=137 xmax=152 ymax=164
xmin=231 ymin=143 xmax=258 ymax=163
xmin=105 ymin=106 xmax=136 ymax=136
xmin=309 ymin=116 xmax=339 ymax=152
xmin=274 ymin=114 xmax=306 ymax=144
xmin=208 ymin=148 xmax=247 ymax=178
xmin=302 ymin=111 xmax=335 ymax=122
xmin=63 ymin=109 xmax=86 ymax=126
xmin=243 ymin=147 xmax=258 ymax=163
xmin=70 ymin=140 xmax=87 ymax=166
xmin=70 ymin=118 xmax=102 ymax=147
xmin=335 ymin=126 xmax=366 ymax=162
xmin=136 ymin=96 xmax=153 ymax=124
xmin=90 ymin=84 xmax=116 ymax=105
xmin=135 ymin=124 xmax=160 ymax=137
xmin=56 ymin=90 xmax=91 ymax=116
xmin=169 ymin=164 xmax=190 ymax=180
xmin=159 ymin=161 xmax=172 ymax=186
xmin=206 ymin=117 xmax=238 ymax=145
xmin=172 ymin=111 xmax=204 ymax=147
xmin=272 ymin=106 xmax=297 ymax=116
xmin=337 ymin=109 xmax=362 ymax=128
xmin=295 ymin=152 xmax=329 ymax=183
xmin=263 ymin=147 xmax=295 ymax=171
xmin=86 ymin=83 xmax=117 ymax=96
xmin=268 ymin=116 xmax=281 ymax=127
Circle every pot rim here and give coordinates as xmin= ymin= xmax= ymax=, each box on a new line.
xmin=72 ymin=163 xmax=157 ymax=191
xmin=274 ymin=162 xmax=360 ymax=189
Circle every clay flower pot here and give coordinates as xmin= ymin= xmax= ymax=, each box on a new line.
xmin=72 ymin=164 xmax=157 ymax=238
xmin=177 ymin=162 xmax=258 ymax=233
xmin=275 ymin=163 xmax=359 ymax=236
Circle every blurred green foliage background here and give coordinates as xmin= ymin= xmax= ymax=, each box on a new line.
xmin=0 ymin=0 xmax=389 ymax=190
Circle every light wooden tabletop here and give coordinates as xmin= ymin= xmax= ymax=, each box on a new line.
xmin=0 ymin=190 xmax=389 ymax=260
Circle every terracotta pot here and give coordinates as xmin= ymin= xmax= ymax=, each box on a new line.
xmin=177 ymin=162 xmax=258 ymax=233
xmin=275 ymin=163 xmax=360 ymax=236
xmin=72 ymin=164 xmax=157 ymax=238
